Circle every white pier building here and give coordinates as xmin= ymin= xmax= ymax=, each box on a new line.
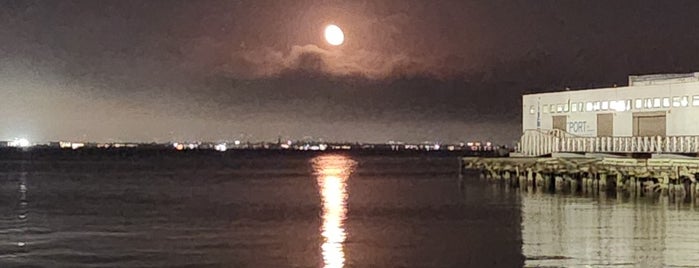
xmin=519 ymin=72 xmax=699 ymax=156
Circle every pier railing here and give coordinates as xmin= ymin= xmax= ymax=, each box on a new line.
xmin=518 ymin=129 xmax=699 ymax=156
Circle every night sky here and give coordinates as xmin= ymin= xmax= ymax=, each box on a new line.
xmin=3 ymin=0 xmax=699 ymax=144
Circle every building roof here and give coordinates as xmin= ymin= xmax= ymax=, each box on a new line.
xmin=628 ymin=72 xmax=699 ymax=86
xmin=525 ymin=72 xmax=699 ymax=97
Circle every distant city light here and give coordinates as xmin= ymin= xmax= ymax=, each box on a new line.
xmin=9 ymin=138 xmax=30 ymax=148
xmin=0 ymin=138 xmax=499 ymax=153
xmin=214 ymin=143 xmax=227 ymax=152
xmin=234 ymin=140 xmax=241 ymax=145
xmin=71 ymin=143 xmax=84 ymax=150
xmin=60 ymin=141 xmax=84 ymax=149
xmin=173 ymin=143 xmax=184 ymax=150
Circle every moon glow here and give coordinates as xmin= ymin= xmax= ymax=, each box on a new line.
xmin=324 ymin=24 xmax=345 ymax=46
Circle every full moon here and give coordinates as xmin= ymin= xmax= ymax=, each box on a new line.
xmin=324 ymin=24 xmax=344 ymax=46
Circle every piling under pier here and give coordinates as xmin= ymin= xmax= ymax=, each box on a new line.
xmin=460 ymin=156 xmax=699 ymax=200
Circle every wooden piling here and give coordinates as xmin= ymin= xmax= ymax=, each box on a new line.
xmin=535 ymin=172 xmax=545 ymax=190
xmin=569 ymin=175 xmax=578 ymax=194
xmin=599 ymin=173 xmax=608 ymax=191
xmin=554 ymin=175 xmax=564 ymax=192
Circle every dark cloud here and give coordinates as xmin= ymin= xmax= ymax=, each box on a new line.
xmin=228 ymin=44 xmax=448 ymax=79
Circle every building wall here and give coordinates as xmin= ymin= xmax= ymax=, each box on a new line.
xmin=522 ymin=81 xmax=699 ymax=137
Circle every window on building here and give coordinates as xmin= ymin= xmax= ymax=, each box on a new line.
xmin=593 ymin=101 xmax=601 ymax=111
xmin=625 ymin=99 xmax=632 ymax=111
xmin=645 ymin=98 xmax=652 ymax=109
xmin=563 ymin=103 xmax=569 ymax=112
xmin=662 ymin=97 xmax=670 ymax=108
xmin=673 ymin=96 xmax=681 ymax=107
xmin=556 ymin=104 xmax=563 ymax=113
xmin=653 ymin=98 xmax=661 ymax=108
xmin=601 ymin=101 xmax=609 ymax=110
xmin=529 ymin=106 xmax=536 ymax=114
xmin=542 ymin=104 xmax=549 ymax=113
xmin=635 ymin=99 xmax=643 ymax=109
xmin=682 ymin=96 xmax=689 ymax=107
xmin=611 ymin=100 xmax=625 ymax=111
xmin=586 ymin=102 xmax=593 ymax=112
xmin=550 ymin=104 xmax=556 ymax=113
xmin=693 ymin=96 xmax=699 ymax=106
xmin=571 ymin=103 xmax=578 ymax=112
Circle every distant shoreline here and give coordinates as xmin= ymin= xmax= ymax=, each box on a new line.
xmin=0 ymin=146 xmax=506 ymax=160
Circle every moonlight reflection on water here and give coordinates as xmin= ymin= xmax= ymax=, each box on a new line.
xmin=312 ymin=155 xmax=356 ymax=268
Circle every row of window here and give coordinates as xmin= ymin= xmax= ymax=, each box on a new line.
xmin=529 ymin=95 xmax=699 ymax=114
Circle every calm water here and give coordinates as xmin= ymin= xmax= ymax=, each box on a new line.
xmin=0 ymin=151 xmax=698 ymax=267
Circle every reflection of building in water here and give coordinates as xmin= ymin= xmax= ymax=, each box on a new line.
xmin=312 ymin=155 xmax=356 ymax=268
xmin=522 ymin=193 xmax=699 ymax=267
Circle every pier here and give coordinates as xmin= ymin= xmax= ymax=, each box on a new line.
xmin=460 ymin=155 xmax=699 ymax=200
xmin=458 ymin=71 xmax=699 ymax=201
xmin=462 ymin=71 xmax=699 ymax=200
